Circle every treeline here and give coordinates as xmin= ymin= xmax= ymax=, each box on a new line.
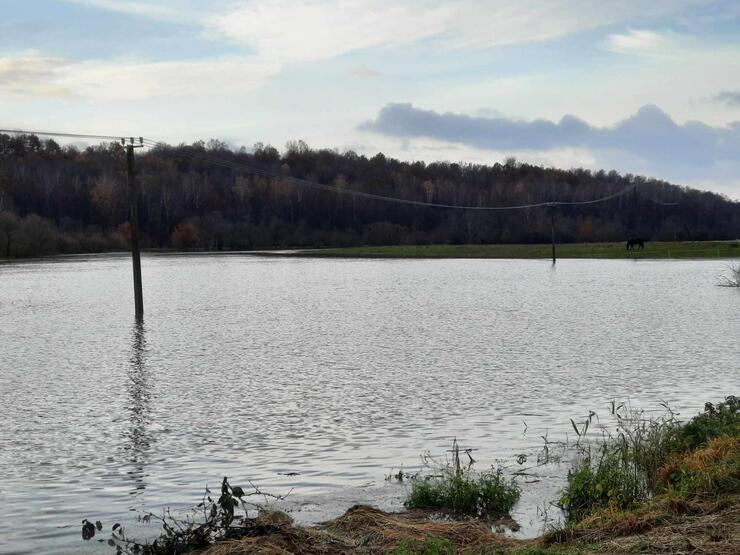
xmin=0 ymin=134 xmax=739 ymax=258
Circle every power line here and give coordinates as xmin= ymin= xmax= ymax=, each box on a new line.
xmin=0 ymin=128 xmax=677 ymax=210
xmin=636 ymin=190 xmax=679 ymax=206
xmin=142 ymin=138 xmax=641 ymax=211
xmin=0 ymin=128 xmax=130 ymax=142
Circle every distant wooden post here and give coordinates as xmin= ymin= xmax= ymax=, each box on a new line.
xmin=550 ymin=203 xmax=556 ymax=264
xmin=126 ymin=139 xmax=144 ymax=318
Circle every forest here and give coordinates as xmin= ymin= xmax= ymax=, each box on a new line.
xmin=0 ymin=133 xmax=739 ymax=258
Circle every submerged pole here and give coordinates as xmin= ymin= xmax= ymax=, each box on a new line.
xmin=126 ymin=143 xmax=144 ymax=318
xmin=550 ymin=204 xmax=556 ymax=264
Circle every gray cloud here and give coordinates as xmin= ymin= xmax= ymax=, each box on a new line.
xmin=714 ymin=90 xmax=740 ymax=106
xmin=360 ymin=103 xmax=740 ymax=186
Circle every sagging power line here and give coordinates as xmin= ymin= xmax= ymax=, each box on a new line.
xmin=0 ymin=128 xmax=132 ymax=142
xmin=0 ymin=128 xmax=668 ymax=211
xmin=141 ymin=138 xmax=641 ymax=211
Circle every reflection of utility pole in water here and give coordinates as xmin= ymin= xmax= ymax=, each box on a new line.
xmin=125 ymin=319 xmax=151 ymax=496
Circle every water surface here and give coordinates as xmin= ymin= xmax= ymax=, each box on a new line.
xmin=1 ymin=255 xmax=738 ymax=554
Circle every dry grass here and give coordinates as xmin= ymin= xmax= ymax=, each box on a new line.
xmin=596 ymin=495 xmax=740 ymax=555
xmin=657 ymin=435 xmax=740 ymax=496
xmin=198 ymin=404 xmax=740 ymax=554
xmin=542 ymin=494 xmax=739 ymax=553
xmin=199 ymin=505 xmax=523 ymax=555
xmin=198 ymin=496 xmax=740 ymax=554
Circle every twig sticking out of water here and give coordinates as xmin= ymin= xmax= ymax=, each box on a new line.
xmin=717 ymin=263 xmax=740 ymax=287
xmin=82 ymin=477 xmax=292 ymax=554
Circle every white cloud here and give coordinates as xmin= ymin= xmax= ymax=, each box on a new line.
xmin=61 ymin=0 xmax=205 ymax=22
xmin=0 ymin=52 xmax=70 ymax=96
xmin=203 ymin=1 xmax=452 ymax=65
xmin=348 ymin=135 xmax=598 ymax=174
xmin=437 ymin=1 xmax=702 ymax=49
xmin=0 ymin=52 xmax=279 ymax=100
xmin=603 ymin=29 xmax=688 ymax=57
xmin=63 ymin=1 xmax=712 ymax=63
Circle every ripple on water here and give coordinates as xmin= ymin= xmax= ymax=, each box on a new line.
xmin=0 ymin=256 xmax=738 ymax=554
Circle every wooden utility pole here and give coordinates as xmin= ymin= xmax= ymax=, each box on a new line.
xmin=550 ymin=203 xmax=556 ymax=264
xmin=126 ymin=138 xmax=144 ymax=318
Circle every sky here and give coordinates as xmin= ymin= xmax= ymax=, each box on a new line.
xmin=1 ymin=1 xmax=740 ymax=199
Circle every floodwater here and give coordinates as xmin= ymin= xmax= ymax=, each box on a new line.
xmin=1 ymin=254 xmax=738 ymax=554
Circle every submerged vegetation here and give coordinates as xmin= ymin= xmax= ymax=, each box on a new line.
xmin=84 ymin=477 xmax=291 ymax=554
xmin=718 ymin=263 xmax=740 ymax=287
xmin=405 ymin=440 xmax=520 ymax=517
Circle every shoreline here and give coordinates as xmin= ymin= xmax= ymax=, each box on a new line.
xmin=280 ymin=240 xmax=740 ymax=260
xmin=2 ymin=240 xmax=739 ymax=263
xmin=197 ymin=494 xmax=740 ymax=554
xmin=95 ymin=396 xmax=739 ymax=554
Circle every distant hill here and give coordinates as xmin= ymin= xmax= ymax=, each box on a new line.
xmin=0 ymin=134 xmax=738 ymax=257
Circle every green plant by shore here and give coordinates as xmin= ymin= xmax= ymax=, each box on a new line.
xmin=82 ymin=398 xmax=738 ymax=554
xmin=402 ymin=440 xmax=520 ymax=517
xmin=559 ymin=396 xmax=740 ymax=523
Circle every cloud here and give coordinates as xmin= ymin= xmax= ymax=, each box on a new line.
xmin=602 ymin=29 xmax=686 ymax=58
xmin=63 ymin=1 xmax=711 ymax=63
xmin=714 ymin=91 xmax=740 ymax=106
xmin=348 ymin=65 xmax=382 ymax=79
xmin=360 ymin=103 xmax=740 ymax=187
xmin=0 ymin=52 xmax=71 ymax=96
xmin=203 ymin=2 xmax=451 ymax=65
xmin=0 ymin=52 xmax=279 ymax=100
xmin=61 ymin=0 xmax=204 ymax=22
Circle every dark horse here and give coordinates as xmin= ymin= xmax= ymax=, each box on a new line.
xmin=626 ymin=237 xmax=645 ymax=250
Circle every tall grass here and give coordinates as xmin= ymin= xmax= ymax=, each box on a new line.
xmin=560 ymin=396 xmax=739 ymax=522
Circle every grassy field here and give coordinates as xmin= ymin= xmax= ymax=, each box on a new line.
xmin=297 ymin=241 xmax=740 ymax=259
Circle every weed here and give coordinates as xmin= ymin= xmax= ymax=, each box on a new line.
xmin=675 ymin=396 xmax=740 ymax=450
xmin=82 ymin=477 xmax=290 ymax=554
xmin=717 ymin=263 xmax=740 ymax=287
xmin=405 ymin=441 xmax=520 ymax=517
xmin=560 ymin=447 xmax=649 ymax=523
xmin=560 ymin=396 xmax=739 ymax=523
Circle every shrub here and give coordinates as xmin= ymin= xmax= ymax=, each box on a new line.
xmin=405 ymin=441 xmax=520 ymax=517
xmin=82 ymin=477 xmax=291 ymax=553
xmin=560 ymin=396 xmax=739 ymax=523
xmin=675 ymin=396 xmax=740 ymax=450
xmin=560 ymin=447 xmax=649 ymax=523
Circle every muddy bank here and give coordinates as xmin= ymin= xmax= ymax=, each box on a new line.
xmin=198 ymin=495 xmax=739 ymax=554
xmin=199 ymin=505 xmax=522 ymax=555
